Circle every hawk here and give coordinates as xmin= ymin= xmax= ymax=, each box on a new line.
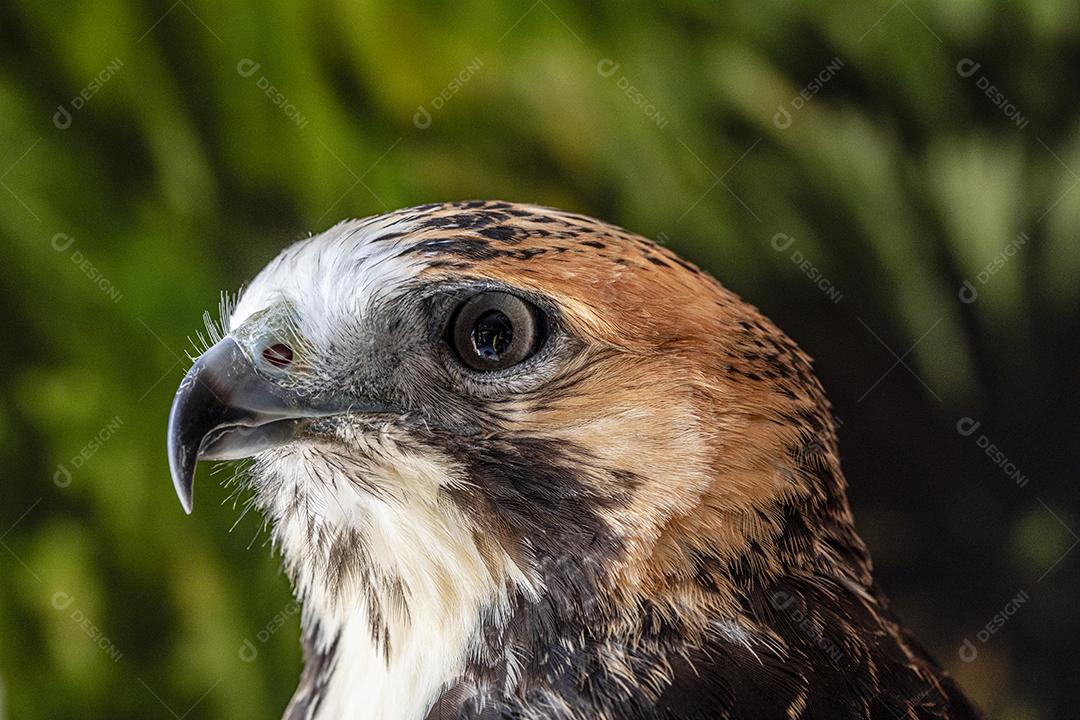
xmin=167 ymin=201 xmax=981 ymax=719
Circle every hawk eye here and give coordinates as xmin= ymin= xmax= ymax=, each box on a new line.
xmin=451 ymin=291 xmax=539 ymax=371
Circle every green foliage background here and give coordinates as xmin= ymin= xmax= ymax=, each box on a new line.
xmin=1 ymin=1 xmax=1077 ymax=718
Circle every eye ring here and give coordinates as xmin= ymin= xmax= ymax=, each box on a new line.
xmin=450 ymin=291 xmax=539 ymax=372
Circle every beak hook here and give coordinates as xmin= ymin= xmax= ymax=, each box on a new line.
xmin=167 ymin=337 xmax=307 ymax=514
xmin=167 ymin=334 xmax=395 ymax=513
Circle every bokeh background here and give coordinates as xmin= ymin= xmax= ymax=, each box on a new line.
xmin=1 ymin=1 xmax=1078 ymax=718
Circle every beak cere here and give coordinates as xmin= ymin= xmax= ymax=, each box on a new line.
xmin=166 ymin=337 xmax=324 ymax=514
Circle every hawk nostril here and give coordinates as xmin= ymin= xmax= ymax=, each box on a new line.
xmin=261 ymin=343 xmax=294 ymax=368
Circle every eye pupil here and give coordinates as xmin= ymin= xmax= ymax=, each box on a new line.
xmin=472 ymin=310 xmax=514 ymax=359
xmin=450 ymin=291 xmax=542 ymax=372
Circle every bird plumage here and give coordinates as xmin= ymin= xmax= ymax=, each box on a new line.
xmin=169 ymin=200 xmax=981 ymax=719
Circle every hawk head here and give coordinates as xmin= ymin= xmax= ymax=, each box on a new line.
xmin=167 ymin=201 xmax=977 ymax=719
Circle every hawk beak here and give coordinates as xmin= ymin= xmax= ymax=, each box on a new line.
xmin=166 ymin=337 xmax=341 ymax=514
